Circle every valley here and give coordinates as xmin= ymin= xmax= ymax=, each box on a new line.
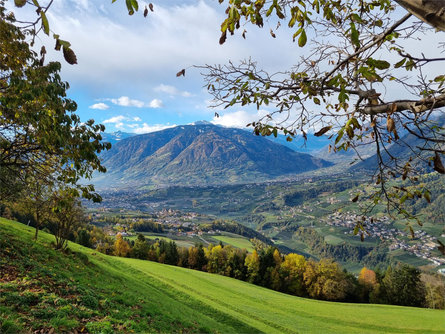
xmin=86 ymin=169 xmax=445 ymax=274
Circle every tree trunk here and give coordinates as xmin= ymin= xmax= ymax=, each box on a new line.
xmin=34 ymin=211 xmax=40 ymax=241
xmin=395 ymin=0 xmax=445 ymax=31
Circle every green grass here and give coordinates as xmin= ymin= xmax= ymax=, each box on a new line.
xmin=324 ymin=234 xmax=344 ymax=246
xmin=128 ymin=233 xmax=197 ymax=248
xmin=1 ymin=218 xmax=444 ymax=333
xmin=212 ymin=234 xmax=255 ymax=252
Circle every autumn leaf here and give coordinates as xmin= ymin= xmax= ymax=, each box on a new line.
xmin=386 ymin=116 xmax=395 ymax=133
xmin=219 ymin=31 xmax=227 ymax=45
xmin=149 ymin=3 xmax=154 ymax=11
xmin=314 ymin=126 xmax=332 ymax=137
xmin=62 ymin=46 xmax=77 ymax=65
xmin=176 ymin=69 xmax=185 ymax=77
xmin=144 ymin=6 xmax=148 ymax=17
xmin=270 ymin=29 xmax=276 ymax=38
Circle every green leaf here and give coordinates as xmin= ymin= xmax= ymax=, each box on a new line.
xmin=350 ymin=13 xmax=364 ymax=23
xmin=14 ymin=0 xmax=27 ymax=7
xmin=366 ymin=58 xmax=390 ymax=70
xmin=350 ymin=23 xmax=359 ymax=48
xmin=40 ymin=11 xmax=49 ymax=35
xmin=131 ymin=0 xmax=138 ymax=11
xmin=335 ymin=128 xmax=344 ymax=144
xmin=394 ymin=58 xmax=406 ymax=68
xmin=298 ymin=29 xmax=307 ymax=47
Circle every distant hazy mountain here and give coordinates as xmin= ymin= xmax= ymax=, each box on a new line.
xmin=352 ymin=115 xmax=445 ymax=171
xmin=265 ymin=133 xmax=331 ymax=153
xmin=95 ymin=123 xmax=332 ymax=188
xmin=101 ymin=131 xmax=135 ymax=145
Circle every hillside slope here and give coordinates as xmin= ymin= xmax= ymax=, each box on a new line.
xmin=95 ymin=123 xmax=332 ymax=188
xmin=1 ymin=219 xmax=444 ymax=333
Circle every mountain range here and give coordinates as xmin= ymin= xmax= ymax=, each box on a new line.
xmin=94 ymin=123 xmax=332 ymax=188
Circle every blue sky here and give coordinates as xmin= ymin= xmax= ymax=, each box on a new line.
xmin=10 ymin=0 xmax=303 ymax=133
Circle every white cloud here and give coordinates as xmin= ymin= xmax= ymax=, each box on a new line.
xmin=211 ymin=110 xmax=267 ymax=128
xmin=132 ymin=123 xmax=175 ymax=134
xmin=149 ymin=99 xmax=164 ymax=108
xmin=110 ymin=96 xmax=145 ymax=108
xmin=154 ymin=84 xmax=192 ymax=97
xmin=89 ymin=102 xmax=109 ymax=110
xmin=133 ymin=116 xmax=142 ymax=122
xmin=103 ymin=115 xmax=127 ymax=124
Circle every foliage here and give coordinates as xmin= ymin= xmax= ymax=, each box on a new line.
xmin=380 ymin=264 xmax=427 ymax=307
xmin=114 ymin=233 xmax=131 ymax=257
xmin=197 ymin=0 xmax=445 ymax=222
xmin=0 ymin=3 xmax=109 ymax=203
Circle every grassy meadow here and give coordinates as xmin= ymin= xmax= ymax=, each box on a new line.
xmin=1 ymin=218 xmax=444 ymax=333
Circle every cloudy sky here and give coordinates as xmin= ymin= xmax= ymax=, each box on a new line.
xmin=9 ymin=0 xmax=304 ymax=134
xmin=9 ymin=0 xmax=442 ymax=134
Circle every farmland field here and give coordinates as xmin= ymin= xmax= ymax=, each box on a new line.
xmin=212 ymin=234 xmax=255 ymax=252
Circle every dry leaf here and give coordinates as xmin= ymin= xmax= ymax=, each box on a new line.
xmin=314 ymin=125 xmax=333 ymax=137
xmin=386 ymin=116 xmax=395 ymax=132
xmin=219 ymin=31 xmax=227 ymax=45
xmin=62 ymin=46 xmax=77 ymax=65
xmin=176 ymin=69 xmax=185 ymax=77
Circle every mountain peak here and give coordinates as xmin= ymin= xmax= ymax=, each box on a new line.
xmin=191 ymin=120 xmax=213 ymax=126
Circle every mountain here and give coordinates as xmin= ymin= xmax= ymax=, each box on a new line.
xmin=95 ymin=123 xmax=332 ymax=188
xmin=352 ymin=115 xmax=445 ymax=171
xmin=101 ymin=131 xmax=135 ymax=145
xmin=265 ymin=133 xmax=331 ymax=153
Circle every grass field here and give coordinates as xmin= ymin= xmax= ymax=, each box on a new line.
xmin=212 ymin=234 xmax=255 ymax=252
xmin=1 ymin=218 xmax=444 ymax=333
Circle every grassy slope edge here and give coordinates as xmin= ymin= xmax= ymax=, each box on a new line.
xmin=1 ymin=218 xmax=444 ymax=334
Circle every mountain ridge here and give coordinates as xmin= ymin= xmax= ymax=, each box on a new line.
xmin=95 ymin=123 xmax=332 ymax=188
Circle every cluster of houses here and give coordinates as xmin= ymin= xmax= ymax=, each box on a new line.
xmin=96 ymin=208 xmax=219 ymax=239
xmin=326 ymin=211 xmax=445 ymax=267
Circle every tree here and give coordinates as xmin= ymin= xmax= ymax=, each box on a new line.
xmin=381 ymin=264 xmax=426 ymax=307
xmin=358 ymin=267 xmax=379 ymax=302
xmin=131 ymin=234 xmax=150 ymax=260
xmin=245 ymin=249 xmax=260 ymax=283
xmin=114 ymin=233 xmax=131 ymax=257
xmin=281 ymin=253 xmax=306 ymax=295
xmin=196 ymin=0 xmax=445 ymax=223
xmin=50 ymin=187 xmax=85 ymax=250
xmin=76 ymin=229 xmax=92 ymax=248
xmin=0 ymin=3 xmax=109 ymax=203
xmin=15 ymin=177 xmax=53 ymax=241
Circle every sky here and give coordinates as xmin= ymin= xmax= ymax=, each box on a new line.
xmin=8 ymin=0 xmax=443 ymax=134
xmin=9 ymin=0 xmax=304 ymax=134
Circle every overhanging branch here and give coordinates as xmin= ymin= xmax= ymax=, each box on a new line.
xmin=394 ymin=0 xmax=445 ymax=31
xmin=361 ymin=93 xmax=445 ymax=115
